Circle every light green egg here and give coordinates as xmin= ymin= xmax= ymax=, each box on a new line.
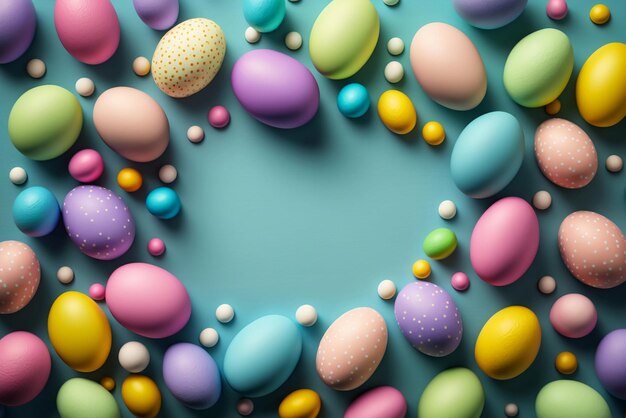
xmin=309 ymin=0 xmax=379 ymax=80
xmin=503 ymin=28 xmax=573 ymax=108
xmin=423 ymin=228 xmax=457 ymax=260
xmin=57 ymin=378 xmax=120 ymax=418
xmin=535 ymin=380 xmax=611 ymax=418
xmin=8 ymin=85 xmax=83 ymax=161
xmin=418 ymin=367 xmax=484 ymax=418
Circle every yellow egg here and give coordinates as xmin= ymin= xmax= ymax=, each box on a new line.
xmin=278 ymin=389 xmax=321 ymax=418
xmin=412 ymin=259 xmax=431 ymax=279
xmin=422 ymin=121 xmax=445 ymax=145
xmin=545 ymin=99 xmax=561 ymax=115
xmin=121 ymin=375 xmax=161 ymax=418
xmin=589 ymin=4 xmax=610 ymax=24
xmin=475 ymin=306 xmax=541 ymax=380
xmin=555 ymin=351 xmax=578 ymax=375
xmin=48 ymin=291 xmax=112 ymax=372
xmin=576 ymin=42 xmax=626 ymax=127
xmin=117 ymin=168 xmax=143 ymax=192
xmin=377 ymin=90 xmax=417 ymax=134
xmin=100 ymin=376 xmax=115 ymax=392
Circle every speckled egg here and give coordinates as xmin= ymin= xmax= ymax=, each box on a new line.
xmin=558 ymin=211 xmax=625 ymax=289
xmin=535 ymin=118 xmax=598 ymax=189
xmin=0 ymin=241 xmax=40 ymax=314
xmin=62 ymin=185 xmax=135 ymax=260
xmin=133 ymin=0 xmax=179 ymax=30
xmin=535 ymin=380 xmax=611 ymax=418
xmin=0 ymin=0 xmax=36 ymax=64
xmin=418 ymin=368 xmax=485 ymax=418
xmin=152 ymin=18 xmax=226 ymax=98
xmin=344 ymin=386 xmax=406 ymax=418
xmin=316 ymin=307 xmax=387 ymax=391
xmin=394 ymin=281 xmax=463 ymax=357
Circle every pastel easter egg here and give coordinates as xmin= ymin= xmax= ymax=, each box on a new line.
xmin=232 ymin=49 xmax=320 ymax=129
xmin=316 ymin=307 xmax=387 ymax=390
xmin=278 ymin=389 xmax=321 ymax=418
xmin=0 ymin=332 xmax=50 ymax=406
xmin=337 ymin=83 xmax=370 ymax=119
xmin=451 ymin=112 xmax=524 ymax=199
xmin=309 ymin=0 xmax=379 ymax=80
xmin=163 ymin=343 xmax=221 ymax=409
xmin=453 ymin=0 xmax=527 ymax=29
xmin=57 ymin=378 xmax=121 ymax=418
xmin=394 ymin=282 xmax=463 ymax=357
xmin=558 ymin=211 xmax=625 ymax=289
xmin=0 ymin=0 xmax=36 ymax=64
xmin=106 ymin=263 xmax=191 ymax=338
xmin=132 ymin=0 xmax=178 ymax=30
xmin=54 ymin=0 xmax=120 ymax=64
xmin=152 ymin=18 xmax=226 ymax=98
xmin=344 ymin=386 xmax=406 ymax=418
xmin=146 ymin=187 xmax=181 ymax=219
xmin=0 ymin=241 xmax=40 ymax=314
xmin=8 ymin=85 xmax=83 ymax=161
xmin=470 ymin=197 xmax=539 ymax=286
xmin=475 ymin=306 xmax=541 ymax=380
xmin=535 ymin=380 xmax=611 ymax=418
xmin=93 ymin=87 xmax=169 ymax=162
xmin=423 ymin=228 xmax=457 ymax=260
xmin=504 ymin=28 xmax=573 ymax=107
xmin=121 ymin=375 xmax=161 ymax=418
xmin=68 ymin=149 xmax=105 ymax=183
xmin=62 ymin=185 xmax=135 ymax=260
xmin=48 ymin=291 xmax=112 ymax=372
xmin=418 ymin=368 xmax=485 ymax=418
xmin=550 ymin=293 xmax=597 ymax=338
xmin=243 ymin=0 xmax=285 ymax=33
xmin=225 ymin=315 xmax=302 ymax=396
xmin=410 ymin=23 xmax=486 ymax=110
xmin=595 ymin=329 xmax=626 ymax=400
xmin=12 ymin=186 xmax=60 ymax=238
xmin=576 ymin=42 xmax=626 ymax=127
xmin=377 ymin=90 xmax=417 ymax=134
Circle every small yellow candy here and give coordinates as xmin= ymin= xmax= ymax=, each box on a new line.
xmin=545 ymin=99 xmax=561 ymax=115
xmin=278 ymin=389 xmax=321 ymax=418
xmin=589 ymin=4 xmax=610 ymax=24
xmin=555 ymin=351 xmax=578 ymax=375
xmin=422 ymin=121 xmax=445 ymax=145
xmin=377 ymin=90 xmax=417 ymax=135
xmin=117 ymin=168 xmax=143 ymax=192
xmin=100 ymin=376 xmax=115 ymax=392
xmin=121 ymin=375 xmax=161 ymax=418
xmin=412 ymin=260 xmax=431 ymax=279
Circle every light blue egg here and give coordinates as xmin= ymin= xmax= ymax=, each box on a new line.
xmin=146 ymin=187 xmax=181 ymax=219
xmin=224 ymin=315 xmax=302 ymax=397
xmin=337 ymin=83 xmax=370 ymax=118
xmin=243 ymin=0 xmax=286 ymax=33
xmin=450 ymin=111 xmax=524 ymax=199
xmin=13 ymin=186 xmax=60 ymax=237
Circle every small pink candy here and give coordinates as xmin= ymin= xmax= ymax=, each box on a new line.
xmin=68 ymin=149 xmax=104 ymax=183
xmin=236 ymin=398 xmax=254 ymax=416
xmin=546 ymin=0 xmax=568 ymax=20
xmin=208 ymin=105 xmax=230 ymax=129
xmin=451 ymin=272 xmax=470 ymax=291
xmin=89 ymin=283 xmax=106 ymax=301
xmin=147 ymin=238 xmax=166 ymax=256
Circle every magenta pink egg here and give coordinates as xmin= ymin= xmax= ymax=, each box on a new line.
xmin=106 ymin=263 xmax=191 ymax=338
xmin=344 ymin=386 xmax=407 ymax=418
xmin=451 ymin=272 xmax=470 ymax=291
xmin=208 ymin=105 xmax=230 ymax=129
xmin=89 ymin=283 xmax=106 ymax=301
xmin=0 ymin=240 xmax=40 ymax=314
xmin=147 ymin=238 xmax=166 ymax=256
xmin=546 ymin=0 xmax=568 ymax=20
xmin=550 ymin=293 xmax=597 ymax=338
xmin=470 ymin=197 xmax=539 ymax=286
xmin=68 ymin=149 xmax=104 ymax=183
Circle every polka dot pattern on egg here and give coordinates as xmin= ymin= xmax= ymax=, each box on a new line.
xmin=0 ymin=241 xmax=40 ymax=314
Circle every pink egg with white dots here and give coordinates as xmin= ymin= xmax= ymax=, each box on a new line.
xmin=62 ymin=185 xmax=135 ymax=260
xmin=0 ymin=241 xmax=40 ymax=314
xmin=68 ymin=149 xmax=104 ymax=183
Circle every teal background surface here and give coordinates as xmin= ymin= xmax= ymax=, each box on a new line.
xmin=0 ymin=0 xmax=625 ymax=416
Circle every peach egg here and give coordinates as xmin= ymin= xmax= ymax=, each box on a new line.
xmin=0 ymin=240 xmax=40 ymax=314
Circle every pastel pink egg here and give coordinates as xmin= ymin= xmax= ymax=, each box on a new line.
xmin=106 ymin=263 xmax=191 ymax=338
xmin=535 ymin=118 xmax=598 ymax=189
xmin=558 ymin=211 xmax=625 ymax=288
xmin=54 ymin=0 xmax=120 ymax=65
xmin=316 ymin=307 xmax=387 ymax=391
xmin=0 ymin=240 xmax=40 ymax=314
xmin=550 ymin=293 xmax=597 ymax=338
xmin=89 ymin=283 xmax=106 ymax=301
xmin=68 ymin=149 xmax=104 ymax=183
xmin=344 ymin=386 xmax=407 ymax=418
xmin=147 ymin=238 xmax=166 ymax=256
xmin=470 ymin=197 xmax=539 ymax=286
xmin=451 ymin=272 xmax=470 ymax=291
xmin=208 ymin=105 xmax=230 ymax=129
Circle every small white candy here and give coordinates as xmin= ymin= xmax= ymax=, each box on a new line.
xmin=216 ymin=304 xmax=235 ymax=323
xmin=438 ymin=200 xmax=457 ymax=220
xmin=187 ymin=125 xmax=205 ymax=143
xmin=538 ymin=275 xmax=556 ymax=295
xmin=606 ymin=155 xmax=623 ymax=173
xmin=384 ymin=61 xmax=404 ymax=83
xmin=9 ymin=167 xmax=27 ymax=185
xmin=387 ymin=37 xmax=404 ymax=55
xmin=26 ymin=59 xmax=46 ymax=79
xmin=245 ymin=27 xmax=261 ymax=44
xmin=199 ymin=328 xmax=219 ymax=347
xmin=159 ymin=164 xmax=177 ymax=184
xmin=504 ymin=403 xmax=519 ymax=417
xmin=383 ymin=0 xmax=399 ymax=5
xmin=295 ymin=304 xmax=317 ymax=326
xmin=285 ymin=31 xmax=303 ymax=50
xmin=118 ymin=341 xmax=150 ymax=373
xmin=377 ymin=279 xmax=396 ymax=300
xmin=57 ymin=266 xmax=74 ymax=284
xmin=75 ymin=77 xmax=95 ymax=97
xmin=533 ymin=190 xmax=552 ymax=210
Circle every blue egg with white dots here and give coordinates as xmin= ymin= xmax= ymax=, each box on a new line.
xmin=337 ymin=83 xmax=370 ymax=118
xmin=12 ymin=186 xmax=60 ymax=237
xmin=243 ymin=0 xmax=286 ymax=33
xmin=146 ymin=187 xmax=181 ymax=219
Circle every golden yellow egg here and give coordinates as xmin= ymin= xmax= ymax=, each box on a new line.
xmin=545 ymin=99 xmax=561 ymax=115
xmin=117 ymin=168 xmax=143 ymax=192
xmin=412 ymin=260 xmax=431 ymax=279
xmin=589 ymin=4 xmax=610 ymax=24
xmin=555 ymin=351 xmax=578 ymax=375
xmin=278 ymin=389 xmax=321 ymax=418
xmin=100 ymin=376 xmax=116 ymax=392
xmin=121 ymin=375 xmax=161 ymax=418
xmin=377 ymin=90 xmax=417 ymax=134
xmin=422 ymin=121 xmax=445 ymax=145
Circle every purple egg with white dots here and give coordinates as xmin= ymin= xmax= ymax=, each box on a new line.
xmin=394 ymin=281 xmax=463 ymax=357
xmin=62 ymin=185 xmax=135 ymax=260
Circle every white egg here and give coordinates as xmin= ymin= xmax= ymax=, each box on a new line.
xmin=187 ymin=126 xmax=205 ymax=143
xmin=158 ymin=164 xmax=177 ymax=184
xmin=56 ymin=266 xmax=74 ymax=284
xmin=377 ymin=279 xmax=396 ymax=300
xmin=9 ymin=167 xmax=27 ymax=185
xmin=285 ymin=31 xmax=303 ymax=50
xmin=384 ymin=61 xmax=404 ymax=83
xmin=387 ymin=37 xmax=404 ymax=55
xmin=199 ymin=328 xmax=219 ymax=347
xmin=118 ymin=341 xmax=150 ymax=373
xmin=26 ymin=59 xmax=46 ymax=79
xmin=216 ymin=303 xmax=235 ymax=323
xmin=606 ymin=155 xmax=623 ymax=173
xmin=438 ymin=200 xmax=457 ymax=219
xmin=245 ymin=26 xmax=261 ymax=44
xmin=533 ymin=190 xmax=552 ymax=210
xmin=295 ymin=304 xmax=317 ymax=326
xmin=505 ymin=403 xmax=519 ymax=417
xmin=538 ymin=275 xmax=557 ymax=294
xmin=75 ymin=78 xmax=95 ymax=97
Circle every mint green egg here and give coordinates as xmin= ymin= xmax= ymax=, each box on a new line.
xmin=309 ymin=0 xmax=379 ymax=80
xmin=503 ymin=28 xmax=573 ymax=108
xmin=535 ymin=380 xmax=611 ymax=418
xmin=418 ymin=367 xmax=484 ymax=418
xmin=423 ymin=228 xmax=457 ymax=260
xmin=57 ymin=378 xmax=120 ymax=418
xmin=8 ymin=85 xmax=83 ymax=161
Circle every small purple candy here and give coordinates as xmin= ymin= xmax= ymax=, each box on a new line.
xmin=595 ymin=329 xmax=626 ymax=400
xmin=132 ymin=0 xmax=179 ymax=31
xmin=0 ymin=0 xmax=37 ymax=63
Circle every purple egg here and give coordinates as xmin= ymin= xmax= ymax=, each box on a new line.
xmin=453 ymin=0 xmax=527 ymax=29
xmin=62 ymin=185 xmax=135 ymax=260
xmin=394 ymin=281 xmax=463 ymax=357
xmin=132 ymin=0 xmax=179 ymax=30
xmin=595 ymin=329 xmax=626 ymax=400
xmin=231 ymin=49 xmax=320 ymax=129
xmin=163 ymin=343 xmax=221 ymax=409
xmin=0 ymin=0 xmax=36 ymax=64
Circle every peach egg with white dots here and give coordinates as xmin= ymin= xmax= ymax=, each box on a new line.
xmin=0 ymin=240 xmax=40 ymax=314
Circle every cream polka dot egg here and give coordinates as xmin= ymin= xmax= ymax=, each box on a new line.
xmin=0 ymin=241 xmax=40 ymax=314
xmin=152 ymin=18 xmax=226 ymax=98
